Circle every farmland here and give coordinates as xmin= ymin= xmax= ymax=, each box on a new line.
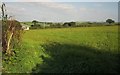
xmin=1 ymin=1 xmax=119 ymax=74
xmin=2 ymin=25 xmax=119 ymax=73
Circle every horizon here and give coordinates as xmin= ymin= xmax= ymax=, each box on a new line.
xmin=0 ymin=1 xmax=118 ymax=22
xmin=20 ymin=20 xmax=118 ymax=23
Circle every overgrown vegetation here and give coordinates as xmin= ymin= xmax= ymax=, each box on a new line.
xmin=2 ymin=3 xmax=23 ymax=56
xmin=1 ymin=3 xmax=23 ymax=73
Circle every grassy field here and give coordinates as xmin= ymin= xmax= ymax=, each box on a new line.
xmin=3 ymin=26 xmax=119 ymax=73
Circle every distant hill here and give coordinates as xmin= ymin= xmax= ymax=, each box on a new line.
xmin=21 ymin=22 xmax=32 ymax=26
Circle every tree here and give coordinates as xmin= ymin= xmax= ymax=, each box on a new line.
xmin=106 ymin=19 xmax=115 ymax=24
xmin=63 ymin=22 xmax=76 ymax=27
xmin=70 ymin=22 xmax=76 ymax=27
xmin=32 ymin=20 xmax=38 ymax=26
xmin=63 ymin=22 xmax=70 ymax=27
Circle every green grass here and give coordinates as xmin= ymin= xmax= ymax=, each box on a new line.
xmin=3 ymin=26 xmax=119 ymax=73
xmin=23 ymin=26 xmax=118 ymax=52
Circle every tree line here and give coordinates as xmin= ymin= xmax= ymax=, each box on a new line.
xmin=29 ymin=19 xmax=118 ymax=29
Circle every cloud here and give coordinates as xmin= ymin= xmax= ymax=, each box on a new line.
xmin=79 ymin=7 xmax=88 ymax=11
xmin=3 ymin=2 xmax=69 ymax=21
xmin=1 ymin=0 xmax=54 ymax=2
xmin=24 ymin=2 xmax=77 ymax=15
xmin=39 ymin=2 xmax=74 ymax=10
xmin=2 ymin=0 xmax=119 ymax=2
xmin=6 ymin=5 xmax=26 ymax=13
xmin=18 ymin=0 xmax=54 ymax=2
xmin=2 ymin=2 xmax=118 ymax=22
xmin=77 ymin=7 xmax=118 ymax=22
xmin=93 ymin=3 xmax=103 ymax=7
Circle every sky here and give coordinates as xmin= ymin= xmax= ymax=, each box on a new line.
xmin=0 ymin=0 xmax=119 ymax=22
xmin=1 ymin=0 xmax=120 ymax=2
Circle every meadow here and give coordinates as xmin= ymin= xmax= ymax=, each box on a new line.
xmin=3 ymin=26 xmax=119 ymax=73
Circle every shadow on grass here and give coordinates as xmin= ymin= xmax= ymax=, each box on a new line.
xmin=32 ymin=42 xmax=119 ymax=73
